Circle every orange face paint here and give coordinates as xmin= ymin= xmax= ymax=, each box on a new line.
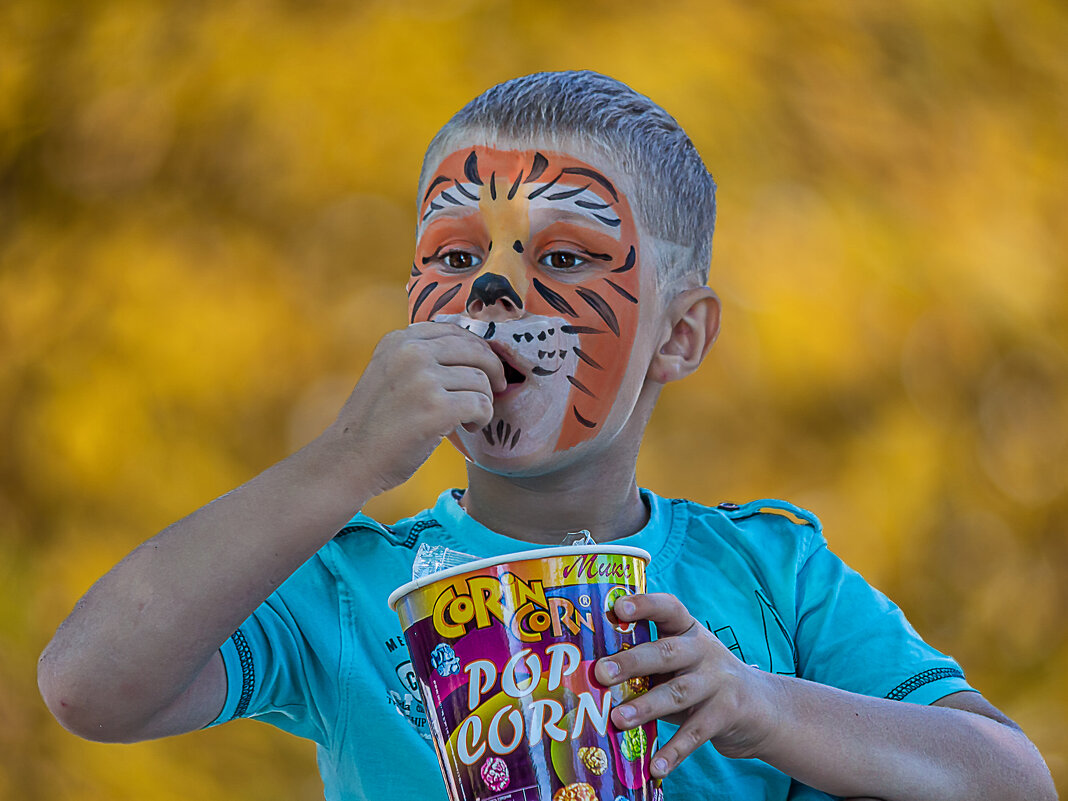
xmin=409 ymin=146 xmax=643 ymax=458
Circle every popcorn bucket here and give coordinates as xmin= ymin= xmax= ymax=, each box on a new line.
xmin=388 ymin=546 xmax=660 ymax=801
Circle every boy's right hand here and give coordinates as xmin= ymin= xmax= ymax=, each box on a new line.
xmin=326 ymin=322 xmax=506 ymax=495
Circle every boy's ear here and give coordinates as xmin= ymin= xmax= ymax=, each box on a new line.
xmin=647 ymin=287 xmax=721 ymax=384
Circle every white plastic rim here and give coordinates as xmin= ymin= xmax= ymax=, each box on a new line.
xmin=387 ymin=544 xmax=652 ymax=612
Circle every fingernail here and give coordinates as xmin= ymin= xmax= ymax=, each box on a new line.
xmin=616 ymin=705 xmax=635 ymax=723
xmin=652 ymin=757 xmax=668 ymax=775
xmin=601 ymin=660 xmax=619 ymax=680
xmin=619 ymin=599 xmax=635 ymax=616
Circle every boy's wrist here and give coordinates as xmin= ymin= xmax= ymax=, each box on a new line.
xmin=713 ymin=663 xmax=785 ymax=762
xmin=298 ymin=426 xmax=382 ymax=513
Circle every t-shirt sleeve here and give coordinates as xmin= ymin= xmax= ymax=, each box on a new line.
xmin=204 ymin=552 xmax=342 ymax=743
xmin=793 ymin=536 xmax=975 ymax=705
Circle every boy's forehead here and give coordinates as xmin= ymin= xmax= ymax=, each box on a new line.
xmin=417 ymin=141 xmax=642 ymax=241
xmin=421 ymin=139 xmax=632 ymax=205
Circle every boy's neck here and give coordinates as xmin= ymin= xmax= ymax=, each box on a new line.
xmin=458 ymin=458 xmax=648 ymax=546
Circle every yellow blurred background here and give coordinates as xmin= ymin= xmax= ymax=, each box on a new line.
xmin=2 ymin=0 xmax=1066 ymax=797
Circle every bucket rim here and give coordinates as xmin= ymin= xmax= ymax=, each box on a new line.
xmin=387 ymin=544 xmax=651 ymax=611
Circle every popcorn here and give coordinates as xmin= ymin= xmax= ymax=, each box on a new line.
xmin=625 ymin=675 xmax=649 ymax=697
xmin=430 ymin=643 xmax=460 ymax=677
xmin=578 ymin=746 xmax=608 ymax=776
xmin=620 ymin=726 xmax=647 ymax=761
xmin=553 ymin=782 xmax=596 ymax=801
xmin=480 ymin=756 xmax=509 ymax=792
xmin=604 ymin=586 xmax=635 ymax=633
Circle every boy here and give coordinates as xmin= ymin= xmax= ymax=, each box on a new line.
xmin=38 ymin=71 xmax=1055 ymax=800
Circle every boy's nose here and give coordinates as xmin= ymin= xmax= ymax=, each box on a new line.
xmin=466 ymin=273 xmax=524 ymax=321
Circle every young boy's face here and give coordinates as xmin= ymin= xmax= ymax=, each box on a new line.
xmin=409 ymin=142 xmax=659 ymax=474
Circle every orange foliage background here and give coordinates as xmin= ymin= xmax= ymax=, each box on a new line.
xmin=2 ymin=1 xmax=1066 ymax=798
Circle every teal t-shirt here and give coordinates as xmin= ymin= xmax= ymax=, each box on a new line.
xmin=211 ymin=489 xmax=973 ymax=800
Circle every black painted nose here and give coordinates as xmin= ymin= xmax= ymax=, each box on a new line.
xmin=466 ymin=273 xmax=523 ymax=315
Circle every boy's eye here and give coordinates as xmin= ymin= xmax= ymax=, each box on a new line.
xmin=440 ymin=250 xmax=481 ymax=270
xmin=539 ymin=251 xmax=586 ymax=271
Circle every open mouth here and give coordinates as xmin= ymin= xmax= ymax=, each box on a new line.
xmin=488 ymin=342 xmax=527 ymax=390
xmin=502 ymin=359 xmax=526 ymax=386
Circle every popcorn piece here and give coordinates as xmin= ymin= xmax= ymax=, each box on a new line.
xmin=480 ymin=756 xmax=509 ymax=792
xmin=430 ymin=643 xmax=460 ymax=678
xmin=625 ymin=675 xmax=650 ymax=697
xmin=604 ymin=586 xmax=635 ymax=633
xmin=620 ymin=726 xmax=648 ymax=761
xmin=553 ymin=782 xmax=596 ymax=801
xmin=578 ymin=746 xmax=608 ymax=776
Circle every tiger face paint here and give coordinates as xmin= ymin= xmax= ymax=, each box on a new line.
xmin=409 ymin=146 xmax=644 ymax=465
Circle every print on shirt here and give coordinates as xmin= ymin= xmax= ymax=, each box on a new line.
xmin=703 ymin=591 xmax=797 ymax=676
xmin=711 ymin=625 xmax=746 ymax=663
xmin=381 ymin=636 xmax=431 ymax=741
xmin=755 ymin=590 xmax=798 ymax=676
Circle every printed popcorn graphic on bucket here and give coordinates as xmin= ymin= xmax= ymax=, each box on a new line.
xmin=388 ymin=546 xmax=657 ymax=801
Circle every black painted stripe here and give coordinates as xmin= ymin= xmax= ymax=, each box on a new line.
xmin=572 ymin=347 xmax=603 ymax=369
xmin=525 ymin=152 xmax=549 ymax=183
xmin=604 ymin=279 xmax=637 ymax=303
xmin=452 ymin=179 xmax=478 ymax=200
xmin=533 ymin=278 xmax=577 ymax=317
xmin=427 ymin=283 xmax=462 ymax=319
xmin=526 ymin=174 xmax=561 ymax=199
xmin=573 ymin=406 xmax=597 ymax=428
xmin=410 ymin=281 xmax=438 ymax=321
xmin=575 ymin=287 xmax=620 ymax=335
xmin=611 ymin=246 xmax=636 ymax=273
xmin=464 ymin=151 xmax=483 ymax=185
xmin=507 ymin=171 xmax=524 ymax=200
xmin=561 ymin=167 xmax=618 ymax=201
xmin=546 ymin=184 xmax=590 ymax=201
xmin=567 ymin=375 xmax=596 ymax=398
xmin=423 ymin=175 xmax=450 ymax=202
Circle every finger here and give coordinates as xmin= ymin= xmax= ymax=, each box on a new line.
xmin=405 ymin=320 xmax=481 ymax=339
xmin=444 ymin=389 xmax=494 ymax=431
xmin=431 ymin=336 xmax=507 ymax=394
xmin=438 ymin=365 xmax=494 ymax=397
xmin=613 ymin=593 xmax=696 ymax=636
xmin=595 ymin=632 xmax=701 ymax=686
xmin=649 ymin=714 xmax=717 ymax=778
xmin=609 ymin=673 xmax=701 ymax=730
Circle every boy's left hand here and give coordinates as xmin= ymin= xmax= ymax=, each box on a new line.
xmin=594 ymin=593 xmax=778 ymax=779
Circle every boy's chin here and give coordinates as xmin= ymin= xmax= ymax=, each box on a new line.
xmin=447 ymin=430 xmax=579 ymax=479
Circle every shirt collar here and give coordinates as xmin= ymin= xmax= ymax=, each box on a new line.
xmin=429 ymin=487 xmax=676 ymax=569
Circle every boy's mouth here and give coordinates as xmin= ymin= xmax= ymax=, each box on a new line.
xmin=490 ymin=343 xmax=527 ymax=397
xmin=435 ymin=314 xmax=575 ymax=397
xmin=502 ymin=358 xmax=526 ymax=386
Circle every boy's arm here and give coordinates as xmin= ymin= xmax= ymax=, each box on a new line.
xmin=596 ymin=594 xmax=1056 ymax=801
xmin=37 ymin=323 xmax=505 ymax=743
